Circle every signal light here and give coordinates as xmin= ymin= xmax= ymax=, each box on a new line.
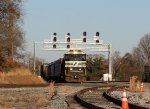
xmin=83 ymin=32 xmax=86 ymax=36
xmin=95 ymin=32 xmax=100 ymax=43
xmin=66 ymin=33 xmax=71 ymax=42
xmin=83 ymin=32 xmax=86 ymax=42
xmin=53 ymin=44 xmax=56 ymax=48
xmin=53 ymin=33 xmax=57 ymax=42
xmin=96 ymin=32 xmax=99 ymax=36
xmin=67 ymin=44 xmax=70 ymax=48
xmin=53 ymin=33 xmax=57 ymax=36
xmin=96 ymin=40 xmax=99 ymax=43
xmin=83 ymin=38 xmax=86 ymax=42
xmin=67 ymin=33 xmax=70 ymax=36
xmin=53 ymin=37 xmax=57 ymax=42
xmin=67 ymin=37 xmax=70 ymax=42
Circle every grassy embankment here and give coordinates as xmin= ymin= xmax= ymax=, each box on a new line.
xmin=0 ymin=68 xmax=46 ymax=85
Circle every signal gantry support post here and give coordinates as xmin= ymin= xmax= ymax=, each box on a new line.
xmin=33 ymin=41 xmax=43 ymax=75
xmin=33 ymin=41 xmax=36 ymax=75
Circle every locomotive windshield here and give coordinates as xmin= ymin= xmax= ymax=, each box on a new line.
xmin=65 ymin=54 xmax=86 ymax=61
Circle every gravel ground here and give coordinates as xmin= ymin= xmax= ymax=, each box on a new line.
xmin=1 ymin=82 xmax=148 ymax=109
xmin=0 ymin=85 xmax=85 ymax=109
xmin=110 ymin=85 xmax=150 ymax=109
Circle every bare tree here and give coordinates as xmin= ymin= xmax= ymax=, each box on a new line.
xmin=138 ymin=33 xmax=150 ymax=63
xmin=112 ymin=51 xmax=122 ymax=80
xmin=132 ymin=47 xmax=144 ymax=67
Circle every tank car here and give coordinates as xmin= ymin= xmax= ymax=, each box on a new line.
xmin=64 ymin=49 xmax=86 ymax=82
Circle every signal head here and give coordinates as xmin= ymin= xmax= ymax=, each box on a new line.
xmin=53 ymin=44 xmax=56 ymax=48
xmin=67 ymin=37 xmax=70 ymax=42
xmin=53 ymin=33 xmax=57 ymax=36
xmin=96 ymin=32 xmax=100 ymax=36
xmin=67 ymin=44 xmax=70 ymax=48
xmin=96 ymin=40 xmax=99 ymax=43
xmin=53 ymin=37 xmax=57 ymax=42
xmin=67 ymin=33 xmax=70 ymax=36
xmin=83 ymin=38 xmax=86 ymax=42
xmin=83 ymin=32 xmax=86 ymax=36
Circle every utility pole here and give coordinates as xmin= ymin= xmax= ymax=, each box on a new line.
xmin=33 ymin=41 xmax=36 ymax=74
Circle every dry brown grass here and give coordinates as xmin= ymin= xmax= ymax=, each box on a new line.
xmin=6 ymin=68 xmax=33 ymax=76
xmin=0 ymin=68 xmax=46 ymax=85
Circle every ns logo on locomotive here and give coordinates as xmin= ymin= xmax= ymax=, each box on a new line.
xmin=40 ymin=49 xmax=86 ymax=82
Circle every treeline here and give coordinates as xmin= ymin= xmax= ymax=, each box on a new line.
xmin=86 ymin=33 xmax=150 ymax=81
xmin=112 ymin=33 xmax=150 ymax=81
xmin=86 ymin=54 xmax=108 ymax=81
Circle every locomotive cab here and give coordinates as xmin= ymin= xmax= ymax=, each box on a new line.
xmin=64 ymin=49 xmax=86 ymax=82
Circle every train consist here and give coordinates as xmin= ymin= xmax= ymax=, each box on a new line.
xmin=40 ymin=49 xmax=87 ymax=82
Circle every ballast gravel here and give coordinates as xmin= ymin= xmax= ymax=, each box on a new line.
xmin=0 ymin=86 xmax=85 ymax=109
xmin=110 ymin=87 xmax=150 ymax=109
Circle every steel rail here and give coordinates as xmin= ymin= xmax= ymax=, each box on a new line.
xmin=75 ymin=86 xmax=120 ymax=109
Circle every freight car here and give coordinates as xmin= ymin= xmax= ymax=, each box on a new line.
xmin=40 ymin=63 xmax=49 ymax=81
xmin=40 ymin=58 xmax=65 ymax=82
xmin=40 ymin=49 xmax=87 ymax=82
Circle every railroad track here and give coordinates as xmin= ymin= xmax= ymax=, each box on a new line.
xmin=75 ymin=86 xmax=121 ymax=109
xmin=66 ymin=93 xmax=87 ymax=109
xmin=1 ymin=82 xmax=149 ymax=109
xmin=73 ymin=85 xmax=150 ymax=109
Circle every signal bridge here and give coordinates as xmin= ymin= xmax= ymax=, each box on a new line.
xmin=34 ymin=32 xmax=112 ymax=81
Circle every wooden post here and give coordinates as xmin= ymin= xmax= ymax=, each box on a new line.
xmin=49 ymin=80 xmax=54 ymax=97
xmin=129 ymin=76 xmax=138 ymax=92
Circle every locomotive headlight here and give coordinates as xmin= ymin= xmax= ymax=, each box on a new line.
xmin=70 ymin=68 xmax=73 ymax=71
xmin=79 ymin=68 xmax=82 ymax=71
xmin=73 ymin=51 xmax=77 ymax=54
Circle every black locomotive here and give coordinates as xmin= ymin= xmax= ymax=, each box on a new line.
xmin=40 ymin=49 xmax=87 ymax=82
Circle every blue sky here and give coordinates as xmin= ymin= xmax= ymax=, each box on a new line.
xmin=23 ymin=0 xmax=150 ymax=62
